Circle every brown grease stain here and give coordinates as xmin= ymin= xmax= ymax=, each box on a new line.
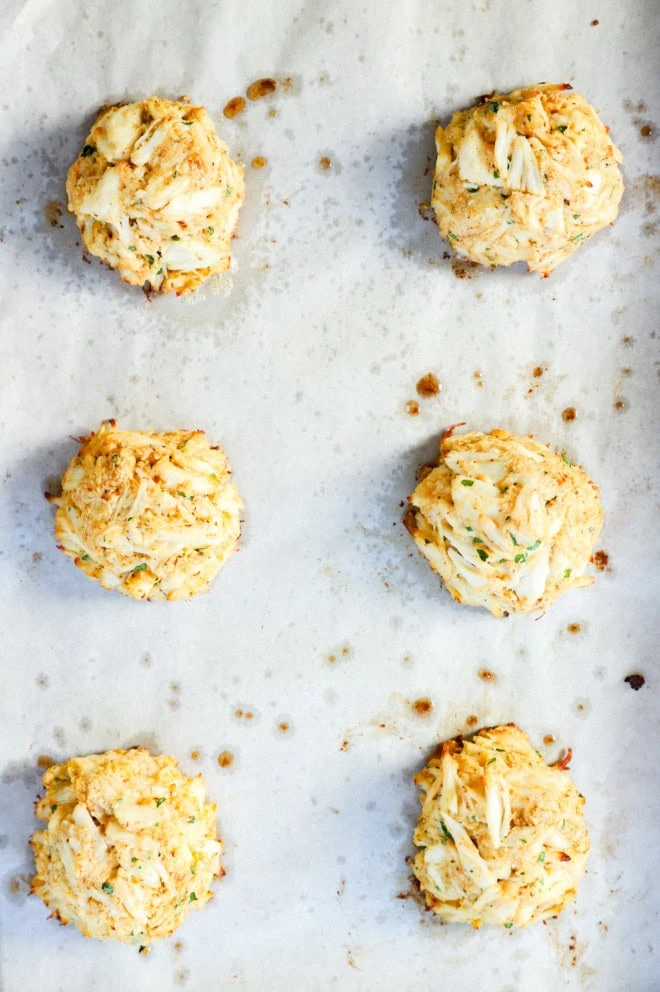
xmin=641 ymin=125 xmax=653 ymax=138
xmin=543 ymin=734 xmax=556 ymax=746
xmin=223 ymin=97 xmax=246 ymax=119
xmin=452 ymin=258 xmax=478 ymax=279
xmin=591 ymin=550 xmax=609 ymax=571
xmin=37 ymin=755 xmax=54 ymax=769
xmin=405 ymin=400 xmax=420 ymax=416
xmin=466 ymin=715 xmax=479 ymax=728
xmin=416 ymin=373 xmax=440 ymax=398
xmin=614 ymin=398 xmax=628 ymax=411
xmin=247 ymin=79 xmax=277 ymax=101
xmin=567 ymin=623 xmax=581 ymax=634
xmin=45 ymin=200 xmax=62 ymax=227
xmin=319 ymin=156 xmax=332 ymax=170
xmin=190 ymin=750 xmax=200 ymax=761
xmin=411 ymin=698 xmax=433 ymax=716
xmin=251 ymin=156 xmax=267 ymax=169
xmin=533 ymin=366 xmax=544 ymax=378
xmin=478 ymin=669 xmax=497 ymax=682
xmin=217 ymin=751 xmax=234 ymax=768
xmin=562 ymin=407 xmax=577 ymax=422
xmin=278 ymin=722 xmax=289 ymax=733
xmin=473 ymin=370 xmax=484 ymax=387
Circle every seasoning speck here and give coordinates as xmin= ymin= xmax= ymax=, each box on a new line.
xmin=405 ymin=400 xmax=420 ymax=416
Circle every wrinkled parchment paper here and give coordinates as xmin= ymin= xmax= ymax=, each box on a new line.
xmin=0 ymin=0 xmax=658 ymax=989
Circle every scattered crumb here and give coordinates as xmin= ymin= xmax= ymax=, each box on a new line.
xmin=591 ymin=18 xmax=599 ymax=25
xmin=44 ymin=200 xmax=62 ymax=228
xmin=37 ymin=755 xmax=54 ymax=769
xmin=562 ymin=407 xmax=577 ymax=422
xmin=405 ymin=400 xmax=420 ymax=416
xmin=473 ymin=370 xmax=484 ymax=387
xmin=591 ymin=550 xmax=609 ymax=571
xmin=478 ymin=669 xmax=496 ymax=682
xmin=251 ymin=156 xmax=267 ymax=169
xmin=624 ymin=674 xmax=645 ymax=691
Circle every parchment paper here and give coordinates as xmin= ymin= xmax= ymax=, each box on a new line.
xmin=0 ymin=1 xmax=658 ymax=989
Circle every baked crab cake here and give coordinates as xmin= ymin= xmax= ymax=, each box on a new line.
xmin=47 ymin=420 xmax=243 ymax=601
xmin=404 ymin=428 xmax=603 ymax=616
xmin=66 ymin=97 xmax=245 ymax=294
xmin=431 ymin=83 xmax=623 ymax=275
xmin=413 ymin=725 xmax=589 ymax=928
xmin=31 ymin=748 xmax=223 ymax=944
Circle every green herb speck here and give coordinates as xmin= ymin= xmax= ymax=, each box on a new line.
xmin=527 ymin=540 xmax=541 ymax=552
xmin=439 ymin=820 xmax=453 ymax=841
xmin=81 ymin=144 xmax=95 ymax=157
xmin=132 ymin=562 xmax=148 ymax=573
xmin=50 ymin=804 xmax=58 ymax=813
xmin=504 ymin=922 xmax=513 ymax=928
xmin=461 ymin=479 xmax=474 ymax=487
xmin=489 ymin=101 xmax=500 ymax=113
xmin=189 ymin=891 xmax=197 ymax=902
xmin=476 ymin=548 xmax=489 ymax=562
xmin=556 ymin=125 xmax=568 ymax=133
xmin=493 ymin=170 xmax=500 ymax=179
xmin=510 ymin=533 xmax=519 ymax=546
xmin=156 ymin=797 xmax=166 ymax=807
xmin=514 ymin=552 xmax=528 ymax=564
xmin=80 ymin=553 xmax=91 ymax=561
xmin=225 ymin=186 xmax=233 ymax=197
xmin=146 ymin=254 xmax=155 ymax=266
xmin=537 ymin=851 xmax=545 ymax=862
xmin=447 ymin=231 xmax=459 ymax=241
xmin=188 ymin=816 xmax=196 ymax=824
xmin=171 ymin=234 xmax=181 ymax=241
xmin=564 ymin=568 xmax=572 ymax=579
xmin=207 ymin=226 xmax=214 ymax=235
xmin=102 ymin=882 xmax=114 ymax=894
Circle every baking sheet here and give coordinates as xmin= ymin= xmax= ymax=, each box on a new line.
xmin=0 ymin=0 xmax=659 ymax=989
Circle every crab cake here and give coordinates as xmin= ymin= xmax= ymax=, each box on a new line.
xmin=404 ymin=428 xmax=603 ymax=616
xmin=413 ymin=725 xmax=589 ymax=928
xmin=66 ymin=97 xmax=244 ymax=294
xmin=31 ymin=748 xmax=223 ymax=944
xmin=48 ymin=420 xmax=243 ymax=601
xmin=431 ymin=83 xmax=623 ymax=274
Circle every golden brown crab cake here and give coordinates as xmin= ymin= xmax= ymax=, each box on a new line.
xmin=31 ymin=748 xmax=223 ymax=944
xmin=48 ymin=421 xmax=243 ymax=600
xmin=405 ymin=428 xmax=603 ymax=616
xmin=431 ymin=83 xmax=623 ymax=274
xmin=66 ymin=97 xmax=244 ymax=293
xmin=413 ymin=725 xmax=589 ymax=927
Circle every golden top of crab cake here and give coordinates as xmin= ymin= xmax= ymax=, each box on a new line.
xmin=31 ymin=748 xmax=223 ymax=944
xmin=405 ymin=428 xmax=603 ymax=616
xmin=413 ymin=725 xmax=589 ymax=928
xmin=66 ymin=97 xmax=244 ymax=294
xmin=432 ymin=83 xmax=623 ymax=274
xmin=48 ymin=420 xmax=243 ymax=600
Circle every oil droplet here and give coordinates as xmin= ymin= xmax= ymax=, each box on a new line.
xmin=190 ymin=750 xmax=200 ymax=761
xmin=416 ymin=373 xmax=440 ymax=398
xmin=466 ymin=715 xmax=479 ymax=728
xmin=411 ymin=697 xmax=433 ymax=716
xmin=533 ymin=366 xmax=544 ymax=378
xmin=217 ymin=751 xmax=234 ymax=768
xmin=543 ymin=734 xmax=556 ymax=746
xmin=614 ymin=398 xmax=628 ymax=412
xmin=251 ymin=156 xmax=267 ymax=169
xmin=319 ymin=156 xmax=331 ymax=170
xmin=478 ymin=669 xmax=496 ymax=682
xmin=37 ymin=755 xmax=54 ymax=769
xmin=567 ymin=623 xmax=581 ymax=634
xmin=278 ymin=721 xmax=289 ymax=733
xmin=223 ymin=96 xmax=246 ymax=119
xmin=562 ymin=407 xmax=577 ymax=422
xmin=640 ymin=125 xmax=653 ymax=138
xmin=405 ymin=400 xmax=420 ymax=416
xmin=246 ymin=78 xmax=277 ymax=101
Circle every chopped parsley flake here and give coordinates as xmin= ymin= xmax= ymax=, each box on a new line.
xmin=466 ymin=526 xmax=473 ymax=532
xmin=461 ymin=479 xmax=474 ymax=487
xmin=527 ymin=540 xmax=542 ymax=552
xmin=537 ymin=851 xmax=545 ymax=862
xmin=493 ymin=170 xmax=500 ymax=179
xmin=207 ymin=226 xmax=214 ymax=235
xmin=467 ymin=186 xmax=479 ymax=193
xmin=572 ymin=233 xmax=585 ymax=242
xmin=514 ymin=552 xmax=528 ymax=564
xmin=188 ymin=816 xmax=196 ymax=824
xmin=476 ymin=548 xmax=489 ymax=562
xmin=101 ymin=882 xmax=114 ymax=894
xmin=145 ymin=254 xmax=155 ymax=266
xmin=171 ymin=234 xmax=181 ymax=241
xmin=157 ymin=268 xmax=163 ymax=275
xmin=510 ymin=533 xmax=519 ymax=546
xmin=132 ymin=562 xmax=148 ymax=573
xmin=189 ymin=892 xmax=197 ymax=902
xmin=573 ymin=213 xmax=580 ymax=219
xmin=504 ymin=922 xmax=513 ymax=928
xmin=225 ymin=186 xmax=233 ymax=197
xmin=128 ymin=245 xmax=136 ymax=252
xmin=447 ymin=231 xmax=459 ymax=241
xmin=183 ymin=120 xmax=194 ymax=126
xmin=131 ymin=857 xmax=138 ymax=863
xmin=155 ymin=797 xmax=166 ymax=807
xmin=564 ymin=568 xmax=572 ymax=579
xmin=80 ymin=553 xmax=91 ymax=561
xmin=50 ymin=804 xmax=57 ymax=813
xmin=489 ymin=101 xmax=500 ymax=113
xmin=473 ymin=537 xmax=483 ymax=544
xmin=439 ymin=820 xmax=453 ymax=841
xmin=556 ymin=125 xmax=568 ymax=133
xmin=81 ymin=144 xmax=95 ymax=157
xmin=487 ymin=756 xmax=496 ymax=764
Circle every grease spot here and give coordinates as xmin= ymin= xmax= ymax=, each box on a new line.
xmin=416 ymin=373 xmax=440 ymax=398
xmin=217 ymin=751 xmax=234 ymax=768
xmin=405 ymin=400 xmax=420 ymax=416
xmin=466 ymin=714 xmax=478 ymax=728
xmin=223 ymin=96 xmax=246 ymax=119
xmin=543 ymin=734 xmax=556 ymax=746
xmin=478 ymin=669 xmax=496 ymax=683
xmin=562 ymin=407 xmax=577 ymax=422
xmin=246 ymin=79 xmax=277 ymax=101
xmin=251 ymin=156 xmax=267 ymax=169
xmin=567 ymin=623 xmax=581 ymax=635
xmin=411 ymin=697 xmax=433 ymax=716
xmin=319 ymin=156 xmax=331 ymax=170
